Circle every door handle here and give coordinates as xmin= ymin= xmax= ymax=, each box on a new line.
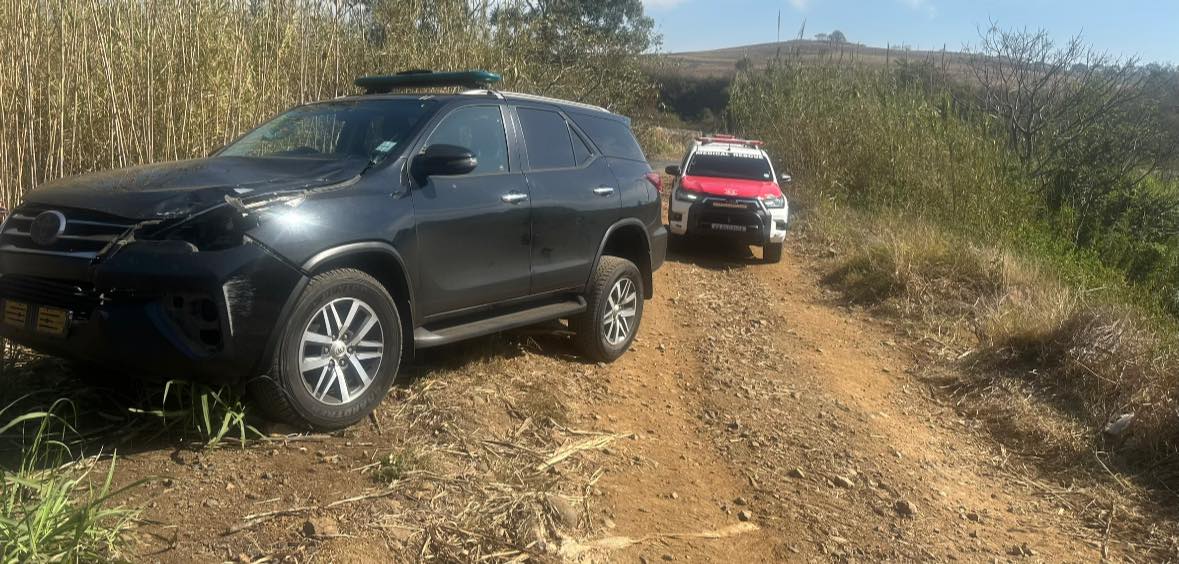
xmin=592 ymin=186 xmax=616 ymax=196
xmin=501 ymin=191 xmax=528 ymax=204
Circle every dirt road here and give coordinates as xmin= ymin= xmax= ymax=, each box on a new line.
xmin=108 ymin=238 xmax=1126 ymax=562
xmin=586 ymin=240 xmax=1109 ymax=562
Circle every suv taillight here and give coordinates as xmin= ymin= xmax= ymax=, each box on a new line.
xmin=644 ymin=172 xmax=663 ymax=193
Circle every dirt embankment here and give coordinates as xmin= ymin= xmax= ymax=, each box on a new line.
xmin=36 ymin=227 xmax=1161 ymax=561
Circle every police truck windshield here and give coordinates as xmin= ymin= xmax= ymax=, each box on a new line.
xmin=686 ymin=153 xmax=772 ymax=181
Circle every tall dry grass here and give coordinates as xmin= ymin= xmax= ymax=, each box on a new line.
xmin=813 ymin=207 xmax=1179 ymax=475
xmin=0 ymin=0 xmax=369 ymax=205
xmin=0 ymin=0 xmax=655 ymax=208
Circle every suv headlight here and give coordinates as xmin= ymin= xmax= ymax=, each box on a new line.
xmin=153 ymin=206 xmax=256 ymax=251
xmin=761 ymin=194 xmax=786 ymax=209
xmin=675 ymin=187 xmax=703 ymax=203
xmin=146 ymin=194 xmax=307 ymax=251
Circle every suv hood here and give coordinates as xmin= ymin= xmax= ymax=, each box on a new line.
xmin=22 ymin=156 xmax=364 ymax=220
xmin=681 ymin=175 xmax=780 ymax=199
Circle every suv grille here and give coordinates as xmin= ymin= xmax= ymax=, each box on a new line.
xmin=0 ymin=275 xmax=101 ymax=318
xmin=1 ymin=205 xmax=134 ymax=260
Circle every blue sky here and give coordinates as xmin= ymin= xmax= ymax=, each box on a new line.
xmin=642 ymin=0 xmax=1179 ymax=65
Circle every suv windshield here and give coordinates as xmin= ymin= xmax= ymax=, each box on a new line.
xmin=220 ymin=99 xmax=439 ymax=161
xmin=686 ymin=153 xmax=773 ymax=181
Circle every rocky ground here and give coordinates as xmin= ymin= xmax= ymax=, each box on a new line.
xmin=14 ymin=211 xmax=1168 ymax=562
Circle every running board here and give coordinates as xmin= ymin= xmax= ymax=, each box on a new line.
xmin=413 ymin=297 xmax=587 ymax=349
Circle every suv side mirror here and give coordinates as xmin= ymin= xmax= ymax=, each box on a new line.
xmin=780 ymin=173 xmax=793 ymax=183
xmin=665 ymin=165 xmax=681 ymax=176
xmin=416 ymin=144 xmax=478 ymax=178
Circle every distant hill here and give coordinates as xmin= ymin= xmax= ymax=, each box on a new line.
xmin=658 ymin=39 xmax=974 ymax=78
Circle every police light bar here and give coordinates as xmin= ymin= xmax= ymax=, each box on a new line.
xmin=356 ymin=70 xmax=503 ymax=94
xmin=696 ymin=135 xmax=764 ymax=148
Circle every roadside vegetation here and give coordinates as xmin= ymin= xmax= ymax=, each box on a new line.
xmin=728 ymin=28 xmax=1179 ymax=490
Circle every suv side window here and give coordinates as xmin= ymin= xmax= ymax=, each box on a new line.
xmin=518 ymin=107 xmax=576 ymax=170
xmin=426 ymin=105 xmax=509 ymax=174
xmin=570 ymin=114 xmax=646 ymax=162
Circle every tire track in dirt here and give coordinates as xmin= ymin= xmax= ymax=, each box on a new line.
xmin=587 ymin=239 xmax=1113 ymax=562
xmin=575 ymin=258 xmax=785 ymax=562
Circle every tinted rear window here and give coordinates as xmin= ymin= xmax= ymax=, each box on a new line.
xmin=571 ymin=114 xmax=645 ymax=162
xmin=518 ymin=107 xmax=576 ymax=169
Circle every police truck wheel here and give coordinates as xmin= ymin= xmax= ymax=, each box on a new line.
xmin=763 ymin=242 xmax=783 ymax=264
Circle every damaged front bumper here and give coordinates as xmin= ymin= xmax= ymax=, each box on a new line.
xmin=0 ymin=238 xmax=304 ymax=385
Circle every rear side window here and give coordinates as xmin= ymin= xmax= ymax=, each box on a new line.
xmin=572 ymin=129 xmax=593 ymax=165
xmin=571 ymin=114 xmax=645 ymax=162
xmin=517 ymin=107 xmax=576 ymax=170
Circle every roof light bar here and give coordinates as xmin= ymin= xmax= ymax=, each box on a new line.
xmin=355 ymin=70 xmax=503 ymax=94
xmin=696 ymin=135 xmax=764 ymax=148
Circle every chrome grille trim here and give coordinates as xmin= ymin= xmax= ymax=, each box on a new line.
xmin=0 ymin=207 xmax=135 ymax=260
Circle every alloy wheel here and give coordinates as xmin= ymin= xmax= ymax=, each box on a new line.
xmin=602 ymin=277 xmax=638 ymax=346
xmin=298 ymin=297 xmax=385 ymax=405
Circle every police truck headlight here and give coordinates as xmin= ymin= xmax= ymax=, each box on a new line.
xmin=761 ymin=194 xmax=786 ymax=209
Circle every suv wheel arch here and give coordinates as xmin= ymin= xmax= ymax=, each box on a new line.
xmin=592 ymin=219 xmax=653 ymax=299
xmin=256 ymin=242 xmax=417 ymax=374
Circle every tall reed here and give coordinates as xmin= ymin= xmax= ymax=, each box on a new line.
xmin=0 ymin=0 xmax=655 ymax=208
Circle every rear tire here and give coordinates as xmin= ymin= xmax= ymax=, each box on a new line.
xmin=763 ymin=242 xmax=783 ymax=263
xmin=248 ymin=268 xmax=401 ymax=430
xmin=573 ymin=256 xmax=644 ymax=363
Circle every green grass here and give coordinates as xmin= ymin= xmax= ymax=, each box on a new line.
xmin=129 ymin=380 xmax=260 ymax=448
xmin=0 ymin=399 xmax=142 ymax=562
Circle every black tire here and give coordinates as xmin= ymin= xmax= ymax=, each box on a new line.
xmin=248 ymin=268 xmax=402 ymax=430
xmin=763 ymin=242 xmax=783 ymax=264
xmin=573 ymin=256 xmax=644 ymax=362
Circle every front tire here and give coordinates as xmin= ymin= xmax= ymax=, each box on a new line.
xmin=573 ymin=256 xmax=644 ymax=362
xmin=249 ymin=269 xmax=402 ymax=430
xmin=763 ymin=242 xmax=783 ymax=263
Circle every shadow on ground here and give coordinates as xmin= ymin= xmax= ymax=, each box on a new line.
xmin=667 ymin=235 xmax=764 ymax=270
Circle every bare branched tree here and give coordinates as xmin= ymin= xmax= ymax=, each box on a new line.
xmin=967 ymin=23 xmax=1176 ymax=246
xmin=967 ymin=23 xmax=1148 ymax=170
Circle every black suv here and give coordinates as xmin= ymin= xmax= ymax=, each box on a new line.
xmin=0 ymin=71 xmax=667 ymax=429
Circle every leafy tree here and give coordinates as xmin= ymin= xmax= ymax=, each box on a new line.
xmin=490 ymin=0 xmax=659 ymax=111
xmin=829 ymin=30 xmax=847 ymax=43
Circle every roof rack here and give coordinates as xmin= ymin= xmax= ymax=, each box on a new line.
xmin=500 ymin=91 xmax=610 ymax=113
xmin=355 ymin=70 xmax=502 ymax=94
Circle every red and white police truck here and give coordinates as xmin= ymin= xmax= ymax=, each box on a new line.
xmin=665 ymin=135 xmax=790 ymax=262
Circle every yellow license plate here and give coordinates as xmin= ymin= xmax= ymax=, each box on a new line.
xmin=35 ymin=306 xmax=70 ymax=337
xmin=3 ymin=300 xmax=28 ymax=328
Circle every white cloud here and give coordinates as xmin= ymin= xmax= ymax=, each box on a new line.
xmin=642 ymin=0 xmax=689 ymax=9
xmin=788 ymin=0 xmax=810 ymax=11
